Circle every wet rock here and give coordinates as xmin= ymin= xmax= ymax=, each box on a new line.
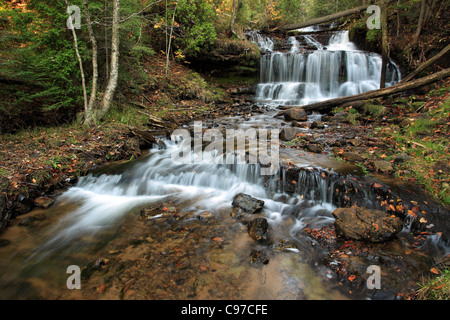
xmin=371 ymin=160 xmax=394 ymax=174
xmin=81 ymin=258 xmax=108 ymax=279
xmin=341 ymin=152 xmax=364 ymax=162
xmin=307 ymin=144 xmax=324 ymax=154
xmin=247 ymin=218 xmax=269 ymax=241
xmin=232 ymin=193 xmax=264 ymax=214
xmin=18 ymin=213 xmax=47 ymax=227
xmin=280 ymin=127 xmax=303 ymax=141
xmin=273 ymin=240 xmax=299 ymax=252
xmin=284 ymin=108 xmax=307 ymax=122
xmin=310 ymin=121 xmax=325 ymax=129
xmin=34 ymin=196 xmax=54 ymax=209
xmin=332 ymin=206 xmax=403 ymax=243
xmin=348 ymin=138 xmax=362 ymax=147
xmin=250 ymin=249 xmax=270 ymax=265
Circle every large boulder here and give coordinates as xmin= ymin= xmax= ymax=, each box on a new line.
xmin=280 ymin=127 xmax=303 ymax=141
xmin=284 ymin=108 xmax=307 ymax=122
xmin=332 ymin=206 xmax=403 ymax=243
xmin=232 ymin=193 xmax=264 ymax=214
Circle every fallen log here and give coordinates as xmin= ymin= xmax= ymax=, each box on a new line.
xmin=282 ymin=68 xmax=450 ymax=114
xmin=277 ymin=5 xmax=369 ymax=31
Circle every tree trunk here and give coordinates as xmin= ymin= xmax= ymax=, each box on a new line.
xmin=66 ymin=0 xmax=88 ymax=118
xmin=83 ymin=0 xmax=98 ymax=125
xmin=165 ymin=1 xmax=178 ymax=77
xmin=380 ymin=1 xmax=389 ymax=89
xmin=413 ymin=0 xmax=426 ymax=45
xmin=230 ymin=0 xmax=239 ymax=34
xmin=278 ymin=5 xmax=369 ymax=31
xmin=99 ymin=0 xmax=120 ymax=120
xmin=281 ymin=68 xmax=450 ymax=113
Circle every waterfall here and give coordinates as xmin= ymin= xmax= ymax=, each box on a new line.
xmin=252 ymin=30 xmax=401 ymax=106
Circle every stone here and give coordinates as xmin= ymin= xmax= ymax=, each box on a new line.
xmin=372 ymin=160 xmax=394 ymax=174
xmin=34 ymin=196 xmax=54 ymax=209
xmin=310 ymin=121 xmax=325 ymax=129
xmin=250 ymin=249 xmax=270 ymax=265
xmin=332 ymin=206 xmax=403 ymax=243
xmin=273 ymin=240 xmax=299 ymax=252
xmin=247 ymin=218 xmax=269 ymax=241
xmin=341 ymin=152 xmax=364 ymax=162
xmin=307 ymin=144 xmax=324 ymax=154
xmin=394 ymin=153 xmax=411 ymax=164
xmin=280 ymin=127 xmax=303 ymax=141
xmin=284 ymin=108 xmax=307 ymax=122
xmin=348 ymin=138 xmax=362 ymax=147
xmin=232 ymin=193 xmax=264 ymax=214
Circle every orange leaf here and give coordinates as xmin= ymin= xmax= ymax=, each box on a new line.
xmin=430 ymin=268 xmax=439 ymax=275
xmin=348 ymin=275 xmax=356 ymax=282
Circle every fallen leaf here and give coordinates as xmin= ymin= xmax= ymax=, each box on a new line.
xmin=348 ymin=275 xmax=356 ymax=282
xmin=430 ymin=268 xmax=439 ymax=275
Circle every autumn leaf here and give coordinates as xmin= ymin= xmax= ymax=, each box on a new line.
xmin=348 ymin=275 xmax=356 ymax=282
xmin=430 ymin=267 xmax=439 ymax=275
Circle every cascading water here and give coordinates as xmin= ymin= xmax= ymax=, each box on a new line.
xmin=254 ymin=31 xmax=401 ymax=105
xmin=1 ymin=28 xmax=448 ymax=301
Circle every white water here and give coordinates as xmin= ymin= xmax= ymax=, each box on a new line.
xmin=254 ymin=31 xmax=401 ymax=105
xmin=35 ymin=142 xmax=336 ymax=255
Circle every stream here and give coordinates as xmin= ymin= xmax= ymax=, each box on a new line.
xmin=0 ymin=29 xmax=448 ymax=300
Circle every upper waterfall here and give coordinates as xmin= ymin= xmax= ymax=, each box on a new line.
xmin=250 ymin=30 xmax=401 ymax=106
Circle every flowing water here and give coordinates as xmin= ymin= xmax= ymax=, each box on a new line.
xmin=0 ymin=30 xmax=447 ymax=300
xmin=253 ymin=30 xmax=401 ymax=106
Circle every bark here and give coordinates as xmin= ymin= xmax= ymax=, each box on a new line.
xmin=66 ymin=0 xmax=88 ymax=118
xmin=281 ymin=68 xmax=450 ymax=113
xmin=83 ymin=0 xmax=98 ymax=125
xmin=230 ymin=0 xmax=239 ymax=34
xmin=278 ymin=5 xmax=369 ymax=31
xmin=99 ymin=0 xmax=120 ymax=120
xmin=380 ymin=1 xmax=389 ymax=89
xmin=413 ymin=0 xmax=426 ymax=45
xmin=402 ymin=43 xmax=450 ymax=82
xmin=165 ymin=1 xmax=178 ymax=77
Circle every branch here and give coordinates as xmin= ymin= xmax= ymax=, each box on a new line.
xmin=119 ymin=0 xmax=164 ymax=23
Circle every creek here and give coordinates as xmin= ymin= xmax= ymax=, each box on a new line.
xmin=0 ymin=29 xmax=448 ymax=300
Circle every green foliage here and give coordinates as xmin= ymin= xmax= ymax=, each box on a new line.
xmin=175 ymin=0 xmax=217 ymax=56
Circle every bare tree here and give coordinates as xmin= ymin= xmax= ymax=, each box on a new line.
xmin=99 ymin=0 xmax=120 ymax=121
xmin=82 ymin=0 xmax=98 ymax=125
xmin=65 ymin=0 xmax=88 ymax=119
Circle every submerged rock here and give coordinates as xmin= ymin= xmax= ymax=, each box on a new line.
xmin=250 ymin=249 xmax=270 ymax=265
xmin=247 ymin=218 xmax=269 ymax=241
xmin=332 ymin=206 xmax=403 ymax=243
xmin=232 ymin=193 xmax=264 ymax=214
